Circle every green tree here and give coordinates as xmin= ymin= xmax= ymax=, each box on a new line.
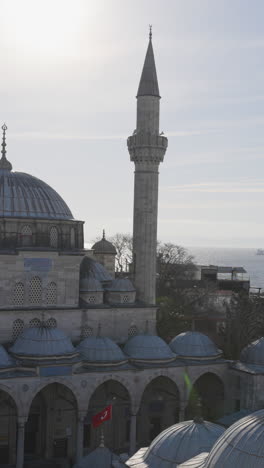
xmin=223 ymin=293 xmax=264 ymax=359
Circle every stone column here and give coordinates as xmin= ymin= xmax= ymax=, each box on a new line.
xmin=129 ymin=413 xmax=137 ymax=456
xmin=76 ymin=413 xmax=85 ymax=462
xmin=179 ymin=402 xmax=186 ymax=422
xmin=16 ymin=417 xmax=26 ymax=468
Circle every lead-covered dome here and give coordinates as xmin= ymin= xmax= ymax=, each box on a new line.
xmin=77 ymin=336 xmax=127 ymax=364
xmin=127 ymin=420 xmax=224 ymax=467
xmin=9 ymin=327 xmax=77 ymax=359
xmin=124 ymin=334 xmax=175 ymax=362
xmin=169 ymin=332 xmax=222 ymax=360
xmin=240 ymin=337 xmax=264 ymax=366
xmin=0 ymin=345 xmax=14 ymax=368
xmin=202 ymin=409 xmax=264 ymax=467
xmin=92 ymin=231 xmax=116 ymax=254
xmin=0 ymin=170 xmax=73 ymax=220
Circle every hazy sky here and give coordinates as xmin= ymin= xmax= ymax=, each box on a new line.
xmin=1 ymin=0 xmax=264 ymax=248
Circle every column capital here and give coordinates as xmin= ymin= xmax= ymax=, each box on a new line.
xmin=17 ymin=416 xmax=27 ymax=427
xmin=77 ymin=411 xmax=86 ymax=422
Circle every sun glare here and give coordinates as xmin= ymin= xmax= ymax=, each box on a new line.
xmin=2 ymin=0 xmax=88 ymax=59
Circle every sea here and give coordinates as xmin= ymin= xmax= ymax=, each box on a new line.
xmin=186 ymin=246 xmax=264 ymax=292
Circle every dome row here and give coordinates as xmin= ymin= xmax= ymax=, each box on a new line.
xmin=128 ymin=409 xmax=264 ymax=468
xmin=0 ymin=330 xmax=222 ymax=367
xmin=178 ymin=410 xmax=264 ymax=467
xmin=2 ymin=329 xmax=264 ymax=368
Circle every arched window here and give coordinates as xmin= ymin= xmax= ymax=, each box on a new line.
xmin=49 ymin=226 xmax=58 ymax=248
xmin=13 ymin=282 xmax=25 ymax=306
xmin=12 ymin=319 xmax=24 ymax=341
xmin=29 ymin=318 xmax=41 ymax=328
xmin=21 ymin=225 xmax=33 ymax=247
xmin=70 ymin=227 xmax=75 ymax=248
xmin=45 ymin=317 xmax=57 ymax=328
xmin=46 ymin=282 xmax=57 ymax=305
xmin=29 ymin=276 xmax=42 ymax=305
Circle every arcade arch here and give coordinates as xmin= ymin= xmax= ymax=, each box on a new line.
xmin=86 ymin=379 xmax=131 ymax=453
xmin=24 ymin=383 xmax=77 ymax=463
xmin=137 ymin=376 xmax=180 ymax=447
xmin=0 ymin=389 xmax=17 ymax=465
xmin=185 ymin=372 xmax=225 ymax=421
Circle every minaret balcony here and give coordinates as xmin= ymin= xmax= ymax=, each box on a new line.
xmin=127 ymin=132 xmax=168 ymax=164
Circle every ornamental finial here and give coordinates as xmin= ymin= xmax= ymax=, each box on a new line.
xmin=149 ymin=25 xmax=152 ymax=40
xmin=102 ymin=229 xmax=105 ymax=240
xmin=0 ymin=123 xmax=12 ymax=171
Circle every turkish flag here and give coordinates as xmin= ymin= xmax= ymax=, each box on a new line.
xmin=92 ymin=405 xmax=112 ymax=428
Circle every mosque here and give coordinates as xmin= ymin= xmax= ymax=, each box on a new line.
xmin=0 ymin=32 xmax=264 ymax=468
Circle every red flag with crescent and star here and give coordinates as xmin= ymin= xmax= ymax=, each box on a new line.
xmin=92 ymin=405 xmax=112 ymax=428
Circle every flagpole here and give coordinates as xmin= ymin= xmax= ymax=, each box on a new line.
xmin=99 ymin=424 xmax=104 ymax=448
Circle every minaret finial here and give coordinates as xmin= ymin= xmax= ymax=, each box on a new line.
xmin=149 ymin=25 xmax=152 ymax=41
xmin=102 ymin=229 xmax=105 ymax=240
xmin=0 ymin=124 xmax=12 ymax=171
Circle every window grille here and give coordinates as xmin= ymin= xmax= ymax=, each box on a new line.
xmin=13 ymin=282 xmax=25 ymax=306
xmin=46 ymin=317 xmax=57 ymax=328
xmin=50 ymin=226 xmax=58 ymax=248
xmin=70 ymin=227 xmax=75 ymax=248
xmin=12 ymin=319 xmax=24 ymax=341
xmin=46 ymin=282 xmax=57 ymax=305
xmin=21 ymin=225 xmax=32 ymax=247
xmin=82 ymin=325 xmax=93 ymax=338
xmin=87 ymin=295 xmax=96 ymax=304
xmin=122 ymin=295 xmax=130 ymax=303
xmin=29 ymin=276 xmax=42 ymax=305
xmin=128 ymin=325 xmax=138 ymax=337
xmin=29 ymin=318 xmax=41 ymax=328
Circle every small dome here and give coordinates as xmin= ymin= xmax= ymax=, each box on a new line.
xmin=77 ymin=336 xmax=127 ymax=364
xmin=107 ymin=278 xmax=135 ymax=292
xmin=169 ymin=332 xmax=222 ymax=359
xmin=80 ymin=257 xmax=113 ymax=282
xmin=124 ymin=335 xmax=175 ymax=362
xmin=240 ymin=337 xmax=264 ymax=366
xmin=10 ymin=327 xmax=77 ymax=359
xmin=73 ymin=445 xmax=120 ymax=468
xmin=0 ymin=345 xmax=14 ymax=368
xmin=92 ymin=231 xmax=116 ymax=254
xmin=126 ymin=420 xmax=224 ymax=467
xmin=203 ymin=409 xmax=264 ymax=467
xmin=80 ymin=277 xmax=103 ymax=292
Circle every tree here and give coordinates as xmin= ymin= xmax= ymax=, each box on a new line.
xmin=222 ymin=292 xmax=264 ymax=359
xmin=156 ymin=243 xmax=195 ymax=296
xmin=108 ymin=233 xmax=133 ymax=272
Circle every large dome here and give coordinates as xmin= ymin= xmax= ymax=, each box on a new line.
xmin=0 ymin=169 xmax=73 ymax=220
xmin=203 ymin=410 xmax=264 ymax=467
xmin=169 ymin=332 xmax=222 ymax=359
xmin=127 ymin=420 xmax=224 ymax=467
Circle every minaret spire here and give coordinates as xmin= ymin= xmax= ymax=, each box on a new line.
xmin=137 ymin=28 xmax=160 ymax=99
xmin=127 ymin=34 xmax=168 ymax=305
xmin=0 ymin=124 xmax=12 ymax=171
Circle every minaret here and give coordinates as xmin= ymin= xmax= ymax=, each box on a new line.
xmin=127 ymin=29 xmax=168 ymax=305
